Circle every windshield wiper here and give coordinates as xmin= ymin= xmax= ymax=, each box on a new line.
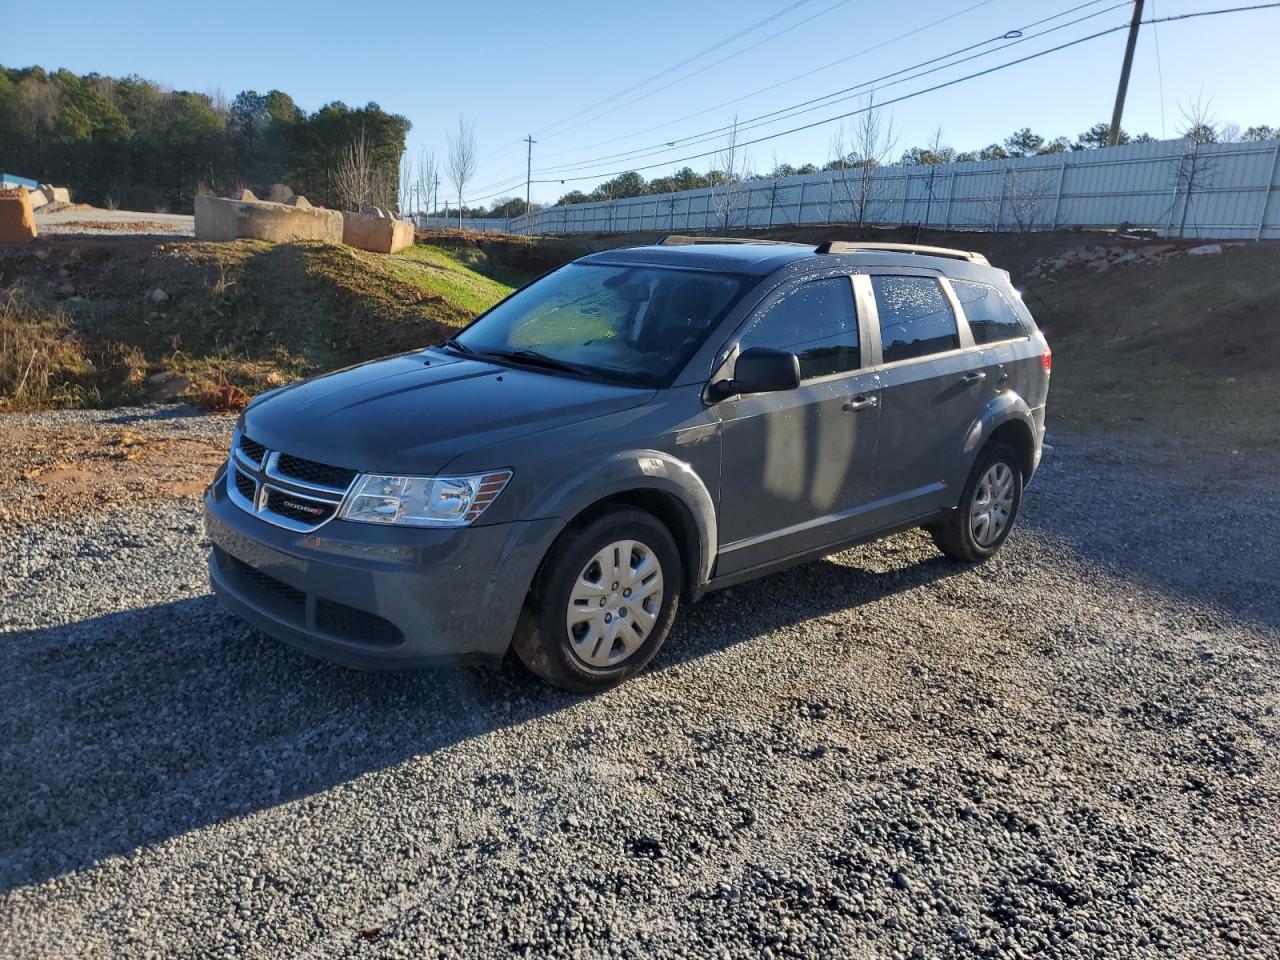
xmin=440 ymin=337 xmax=475 ymax=356
xmin=483 ymin=348 xmax=602 ymax=380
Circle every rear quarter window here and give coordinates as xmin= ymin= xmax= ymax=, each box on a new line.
xmin=951 ymin=279 xmax=1027 ymax=345
xmin=871 ymin=276 xmax=960 ymax=363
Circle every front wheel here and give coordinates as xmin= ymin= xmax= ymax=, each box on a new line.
xmin=513 ymin=508 xmax=681 ymax=693
xmin=928 ymin=444 xmax=1023 ymax=563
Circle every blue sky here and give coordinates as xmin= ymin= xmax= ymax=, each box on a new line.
xmin=5 ymin=0 xmax=1276 ymax=206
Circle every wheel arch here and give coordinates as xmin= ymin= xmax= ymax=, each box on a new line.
xmin=962 ymin=393 xmax=1038 ymax=482
xmin=521 ymin=450 xmax=717 ymax=598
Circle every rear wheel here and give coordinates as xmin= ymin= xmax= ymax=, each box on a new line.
xmin=929 ymin=444 xmax=1023 ymax=563
xmin=514 ymin=508 xmax=681 ymax=692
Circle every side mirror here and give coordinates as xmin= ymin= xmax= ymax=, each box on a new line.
xmin=709 ymin=347 xmax=801 ymax=401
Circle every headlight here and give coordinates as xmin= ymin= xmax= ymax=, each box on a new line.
xmin=339 ymin=470 xmax=512 ymax=527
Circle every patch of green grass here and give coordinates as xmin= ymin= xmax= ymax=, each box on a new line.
xmin=389 ymin=245 xmax=515 ymax=314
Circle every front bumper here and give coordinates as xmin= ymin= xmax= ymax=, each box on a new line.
xmin=204 ymin=466 xmax=564 ymax=669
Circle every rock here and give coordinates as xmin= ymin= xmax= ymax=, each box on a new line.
xmin=152 ymin=374 xmax=193 ymax=400
xmin=57 ymin=282 xmax=76 ymax=296
xmin=33 ymin=247 xmax=51 ymax=260
xmin=1187 ymin=243 xmax=1222 ymax=256
xmin=286 ymin=195 xmax=312 ymax=210
xmin=894 ymin=871 xmax=910 ymax=890
xmin=149 ymin=288 xmax=170 ymax=303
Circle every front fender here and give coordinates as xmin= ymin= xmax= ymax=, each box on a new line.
xmin=522 ymin=450 xmax=718 ymax=587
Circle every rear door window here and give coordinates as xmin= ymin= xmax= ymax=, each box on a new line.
xmin=871 ymin=276 xmax=960 ymax=363
xmin=951 ymin=279 xmax=1027 ymax=345
xmin=739 ymin=276 xmax=860 ymax=379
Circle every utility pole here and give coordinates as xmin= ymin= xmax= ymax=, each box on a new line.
xmin=524 ymin=135 xmax=536 ymax=217
xmin=1107 ymin=0 xmax=1145 ymax=146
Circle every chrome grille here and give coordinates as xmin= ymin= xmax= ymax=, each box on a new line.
xmin=275 ymin=454 xmax=358 ymax=491
xmin=238 ymin=434 xmax=267 ymax=466
xmin=232 ymin=465 xmax=257 ymax=502
xmin=227 ymin=429 xmax=354 ymax=533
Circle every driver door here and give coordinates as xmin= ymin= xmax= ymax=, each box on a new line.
xmin=712 ymin=274 xmax=881 ymax=577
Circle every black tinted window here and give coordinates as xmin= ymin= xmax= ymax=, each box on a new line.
xmin=951 ymin=279 xmax=1026 ymax=345
xmin=740 ymin=277 xmax=860 ymax=379
xmin=872 ymin=276 xmax=960 ymax=363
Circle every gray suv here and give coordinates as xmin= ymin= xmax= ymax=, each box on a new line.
xmin=205 ymin=237 xmax=1051 ymax=691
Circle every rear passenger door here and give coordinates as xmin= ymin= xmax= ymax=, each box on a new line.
xmin=862 ymin=270 xmax=986 ymax=526
xmin=714 ymin=274 xmax=881 ymax=577
xmin=949 ymin=277 xmax=1035 ymax=404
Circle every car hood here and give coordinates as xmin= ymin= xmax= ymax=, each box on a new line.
xmin=240 ymin=349 xmax=655 ymax=475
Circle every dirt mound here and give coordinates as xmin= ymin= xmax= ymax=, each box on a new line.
xmin=0 ymin=235 xmax=505 ymax=409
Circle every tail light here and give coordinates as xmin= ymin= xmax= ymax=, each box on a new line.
xmin=1040 ymin=343 xmax=1052 ymax=373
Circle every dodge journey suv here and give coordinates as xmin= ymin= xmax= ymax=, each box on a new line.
xmin=205 ymin=237 xmax=1051 ymax=691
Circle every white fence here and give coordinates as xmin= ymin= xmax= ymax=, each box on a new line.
xmin=416 ymin=138 xmax=1280 ymax=241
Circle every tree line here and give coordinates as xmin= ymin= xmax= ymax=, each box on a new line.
xmin=0 ymin=65 xmax=410 ymax=212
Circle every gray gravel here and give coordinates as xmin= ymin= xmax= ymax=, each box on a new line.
xmin=1 ymin=429 xmax=1277 ymax=958
xmin=34 ymin=208 xmax=195 ymax=237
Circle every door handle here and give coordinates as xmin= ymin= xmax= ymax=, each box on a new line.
xmin=842 ymin=395 xmax=878 ymax=412
xmin=961 ymin=371 xmax=987 ymax=385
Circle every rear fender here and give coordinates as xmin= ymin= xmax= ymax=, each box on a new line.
xmin=958 ymin=392 xmax=1037 ymax=486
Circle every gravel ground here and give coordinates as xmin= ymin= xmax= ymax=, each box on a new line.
xmin=1 ymin=424 xmax=1277 ymax=958
xmin=34 ymin=208 xmax=195 ymax=237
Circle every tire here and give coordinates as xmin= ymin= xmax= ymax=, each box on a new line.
xmin=513 ymin=508 xmax=681 ymax=693
xmin=928 ymin=443 xmax=1024 ymax=563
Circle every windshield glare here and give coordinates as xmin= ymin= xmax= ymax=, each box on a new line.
xmin=454 ymin=263 xmax=754 ymax=386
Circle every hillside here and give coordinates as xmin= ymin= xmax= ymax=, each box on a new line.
xmin=0 ymin=235 xmax=536 ymax=410
xmin=2 ymin=229 xmax=1277 ymax=466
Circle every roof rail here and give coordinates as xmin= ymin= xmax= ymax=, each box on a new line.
xmin=814 ymin=240 xmax=990 ymax=266
xmin=657 ymin=234 xmax=798 ymax=246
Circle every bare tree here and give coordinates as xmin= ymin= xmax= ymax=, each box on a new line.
xmin=416 ymin=147 xmax=438 ymax=217
xmin=828 ymin=93 xmax=896 ymax=237
xmin=331 ymin=132 xmax=378 ymax=212
xmin=709 ymin=114 xmax=752 ymax=233
xmin=1171 ymin=95 xmax=1220 ymax=237
xmin=1005 ymin=168 xmax=1054 ymax=232
xmin=446 ymin=117 xmax=478 ymax=229
xmin=398 ymin=150 xmax=415 ymax=215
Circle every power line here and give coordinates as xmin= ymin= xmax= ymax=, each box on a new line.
xmin=526 ymin=2 xmax=1280 ymax=188
xmin=467 ymin=0 xmax=1108 ymax=197
xmin=534 ymin=0 xmax=816 ymax=140
xmin=532 ymin=1 xmax=1130 ymax=177
xmin=470 ymin=0 xmax=820 ymax=176
xmin=1150 ymin=0 xmax=1167 ymax=137
xmin=461 ymin=1 xmax=1280 ymax=207
xmin=535 ymin=0 xmax=859 ymax=143
xmin=534 ymin=0 xmax=1013 ymax=163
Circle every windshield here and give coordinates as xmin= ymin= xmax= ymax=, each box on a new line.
xmin=452 ymin=263 xmax=755 ymax=387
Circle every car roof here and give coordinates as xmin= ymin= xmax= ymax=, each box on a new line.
xmin=579 ymin=242 xmax=815 ymax=277
xmin=577 ymin=238 xmax=998 ymax=279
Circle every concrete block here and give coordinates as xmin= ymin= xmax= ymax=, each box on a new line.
xmin=0 ymin=188 xmax=38 ymax=243
xmin=194 ymin=194 xmax=343 ymax=244
xmin=342 ymin=210 xmax=414 ymax=253
xmin=38 ymin=184 xmax=71 ymax=205
xmin=26 ymin=187 xmax=49 ymax=211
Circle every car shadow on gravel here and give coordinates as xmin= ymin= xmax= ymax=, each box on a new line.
xmin=1 ymin=550 xmax=966 ymax=892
